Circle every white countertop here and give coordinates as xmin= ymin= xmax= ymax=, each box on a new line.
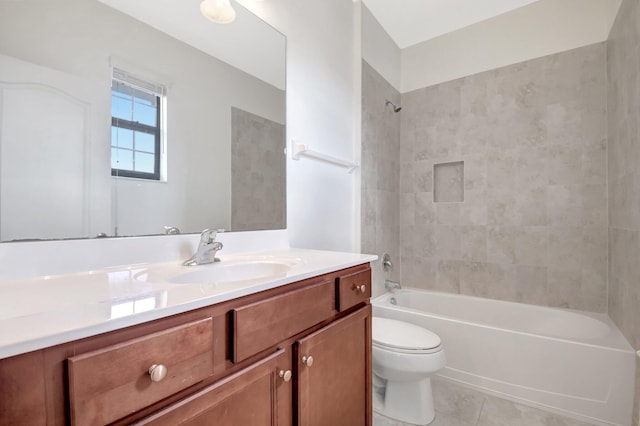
xmin=0 ymin=248 xmax=377 ymax=359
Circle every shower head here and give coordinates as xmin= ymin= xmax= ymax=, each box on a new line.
xmin=385 ymin=99 xmax=402 ymax=112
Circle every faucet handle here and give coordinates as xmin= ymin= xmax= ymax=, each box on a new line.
xmin=200 ymin=229 xmax=215 ymax=243
xmin=200 ymin=228 xmax=225 ymax=243
xmin=164 ymin=226 xmax=180 ymax=235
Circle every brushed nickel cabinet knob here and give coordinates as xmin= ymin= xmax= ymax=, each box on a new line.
xmin=279 ymin=370 xmax=292 ymax=382
xmin=148 ymin=364 xmax=168 ymax=382
xmin=302 ymin=355 xmax=314 ymax=367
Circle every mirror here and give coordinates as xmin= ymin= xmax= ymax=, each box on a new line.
xmin=0 ymin=0 xmax=286 ymax=242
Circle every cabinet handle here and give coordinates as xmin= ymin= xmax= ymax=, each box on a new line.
xmin=358 ymin=285 xmax=366 ymax=293
xmin=148 ymin=364 xmax=168 ymax=382
xmin=279 ymin=370 xmax=292 ymax=382
xmin=302 ymin=355 xmax=314 ymax=367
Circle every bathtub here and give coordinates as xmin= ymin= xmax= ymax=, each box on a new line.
xmin=372 ymin=289 xmax=635 ymax=426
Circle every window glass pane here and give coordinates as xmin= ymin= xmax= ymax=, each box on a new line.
xmin=135 ymin=131 xmax=155 ymax=153
xmin=111 ymin=77 xmax=163 ymax=180
xmin=134 ymin=103 xmax=157 ymax=126
xmin=112 ymin=80 xmax=133 ymax=97
xmin=110 ymin=147 xmax=119 ymax=170
xmin=111 ymin=126 xmax=117 ymax=146
xmin=112 ymin=127 xmax=133 ymax=150
xmin=133 ymin=90 xmax=156 ymax=107
xmin=134 ymin=152 xmax=155 ymax=174
xmin=112 ymin=95 xmax=132 ymax=121
xmin=113 ymin=148 xmax=133 ymax=171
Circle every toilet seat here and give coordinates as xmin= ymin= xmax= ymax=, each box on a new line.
xmin=373 ymin=317 xmax=442 ymax=354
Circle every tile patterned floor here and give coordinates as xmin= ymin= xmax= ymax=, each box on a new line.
xmin=373 ymin=378 xmax=598 ymax=426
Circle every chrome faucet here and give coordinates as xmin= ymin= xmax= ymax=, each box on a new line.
xmin=183 ymin=229 xmax=224 ymax=266
xmin=385 ymin=280 xmax=401 ymax=291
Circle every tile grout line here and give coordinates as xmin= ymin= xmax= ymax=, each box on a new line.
xmin=474 ymin=395 xmax=488 ymax=426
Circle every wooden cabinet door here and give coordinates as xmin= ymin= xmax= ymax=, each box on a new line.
xmin=295 ymin=306 xmax=372 ymax=426
xmin=134 ymin=348 xmax=291 ymax=426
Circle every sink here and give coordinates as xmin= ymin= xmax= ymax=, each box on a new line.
xmin=169 ymin=260 xmax=293 ymax=284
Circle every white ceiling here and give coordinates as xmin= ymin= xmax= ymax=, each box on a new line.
xmin=362 ymin=0 xmax=541 ymax=48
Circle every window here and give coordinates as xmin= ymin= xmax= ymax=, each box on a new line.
xmin=111 ymin=69 xmax=165 ymax=180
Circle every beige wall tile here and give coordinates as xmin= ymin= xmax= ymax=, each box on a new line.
xmin=515 ymin=227 xmax=548 ymax=267
xmin=397 ymin=43 xmax=607 ymax=310
xmin=459 ymin=189 xmax=488 ymax=226
xmin=515 ymin=265 xmax=548 ymax=305
xmin=401 ymin=255 xmax=436 ymax=289
xmin=361 ymin=60 xmax=402 ymax=286
xmin=516 ymin=186 xmax=548 ymax=226
xmin=582 ymin=184 xmax=607 ymax=227
xmin=547 ymin=144 xmax=582 ymax=185
xmin=547 ymin=227 xmax=583 ymax=271
xmin=486 ymin=187 xmax=519 ymax=227
xmin=435 ymin=225 xmax=462 ymax=259
xmin=436 ymin=203 xmax=461 ymax=226
xmin=416 ymin=192 xmax=436 ymax=225
xmin=607 ymin=12 xmax=640 ymax=415
xmin=460 ymin=261 xmax=516 ymax=301
xmin=436 ymin=260 xmax=462 ymax=293
xmin=635 ymin=354 xmax=640 ymax=426
xmin=487 ymin=226 xmax=517 ymax=264
xmin=547 ymin=184 xmax=582 ymax=226
xmin=547 ymin=267 xmax=582 ymax=309
xmin=460 ymin=225 xmax=487 ymax=262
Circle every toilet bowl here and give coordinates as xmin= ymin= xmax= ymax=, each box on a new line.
xmin=372 ymin=317 xmax=446 ymax=425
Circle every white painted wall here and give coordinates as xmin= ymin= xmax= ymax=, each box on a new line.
xmin=401 ymin=0 xmax=621 ymax=92
xmin=239 ymin=0 xmax=362 ymax=252
xmin=361 ymin=4 xmax=401 ymax=92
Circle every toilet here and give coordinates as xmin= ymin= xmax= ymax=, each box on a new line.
xmin=372 ymin=317 xmax=446 ymax=425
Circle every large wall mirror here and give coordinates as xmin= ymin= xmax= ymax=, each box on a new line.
xmin=0 ymin=0 xmax=286 ymax=242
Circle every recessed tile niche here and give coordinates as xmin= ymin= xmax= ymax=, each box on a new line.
xmin=433 ymin=161 xmax=464 ymax=203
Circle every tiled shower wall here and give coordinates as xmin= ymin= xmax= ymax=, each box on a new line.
xmin=607 ymin=0 xmax=640 ymax=422
xmin=361 ymin=60 xmax=401 ymax=295
xmin=399 ymin=43 xmax=608 ymax=312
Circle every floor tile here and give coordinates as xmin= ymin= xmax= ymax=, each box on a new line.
xmin=432 ymin=378 xmax=485 ymax=424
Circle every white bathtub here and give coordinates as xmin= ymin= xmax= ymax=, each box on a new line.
xmin=372 ymin=289 xmax=635 ymax=426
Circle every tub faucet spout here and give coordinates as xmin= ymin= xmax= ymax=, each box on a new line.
xmin=385 ymin=280 xmax=401 ymax=291
xmin=183 ymin=229 xmax=224 ymax=266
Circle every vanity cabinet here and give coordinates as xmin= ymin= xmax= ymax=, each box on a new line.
xmin=134 ymin=348 xmax=290 ymax=425
xmin=68 ymin=318 xmax=215 ymax=425
xmin=0 ymin=263 xmax=372 ymax=426
xmin=296 ymin=307 xmax=371 ymax=426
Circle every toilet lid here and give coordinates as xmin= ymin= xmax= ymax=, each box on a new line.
xmin=372 ymin=317 xmax=441 ymax=351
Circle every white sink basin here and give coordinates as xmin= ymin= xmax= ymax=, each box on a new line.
xmin=169 ymin=260 xmax=293 ymax=284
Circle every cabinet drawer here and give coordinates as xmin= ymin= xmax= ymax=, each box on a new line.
xmin=336 ymin=268 xmax=371 ymax=311
xmin=232 ymin=280 xmax=336 ymax=363
xmin=133 ymin=349 xmax=288 ymax=426
xmin=68 ymin=317 xmax=214 ymax=425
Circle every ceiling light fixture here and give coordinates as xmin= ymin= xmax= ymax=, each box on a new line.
xmin=200 ymin=0 xmax=236 ymax=24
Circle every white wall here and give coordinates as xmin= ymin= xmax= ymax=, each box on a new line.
xmin=361 ymin=4 xmax=401 ymax=92
xmin=401 ymin=0 xmax=621 ymax=92
xmin=239 ymin=0 xmax=362 ymax=252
